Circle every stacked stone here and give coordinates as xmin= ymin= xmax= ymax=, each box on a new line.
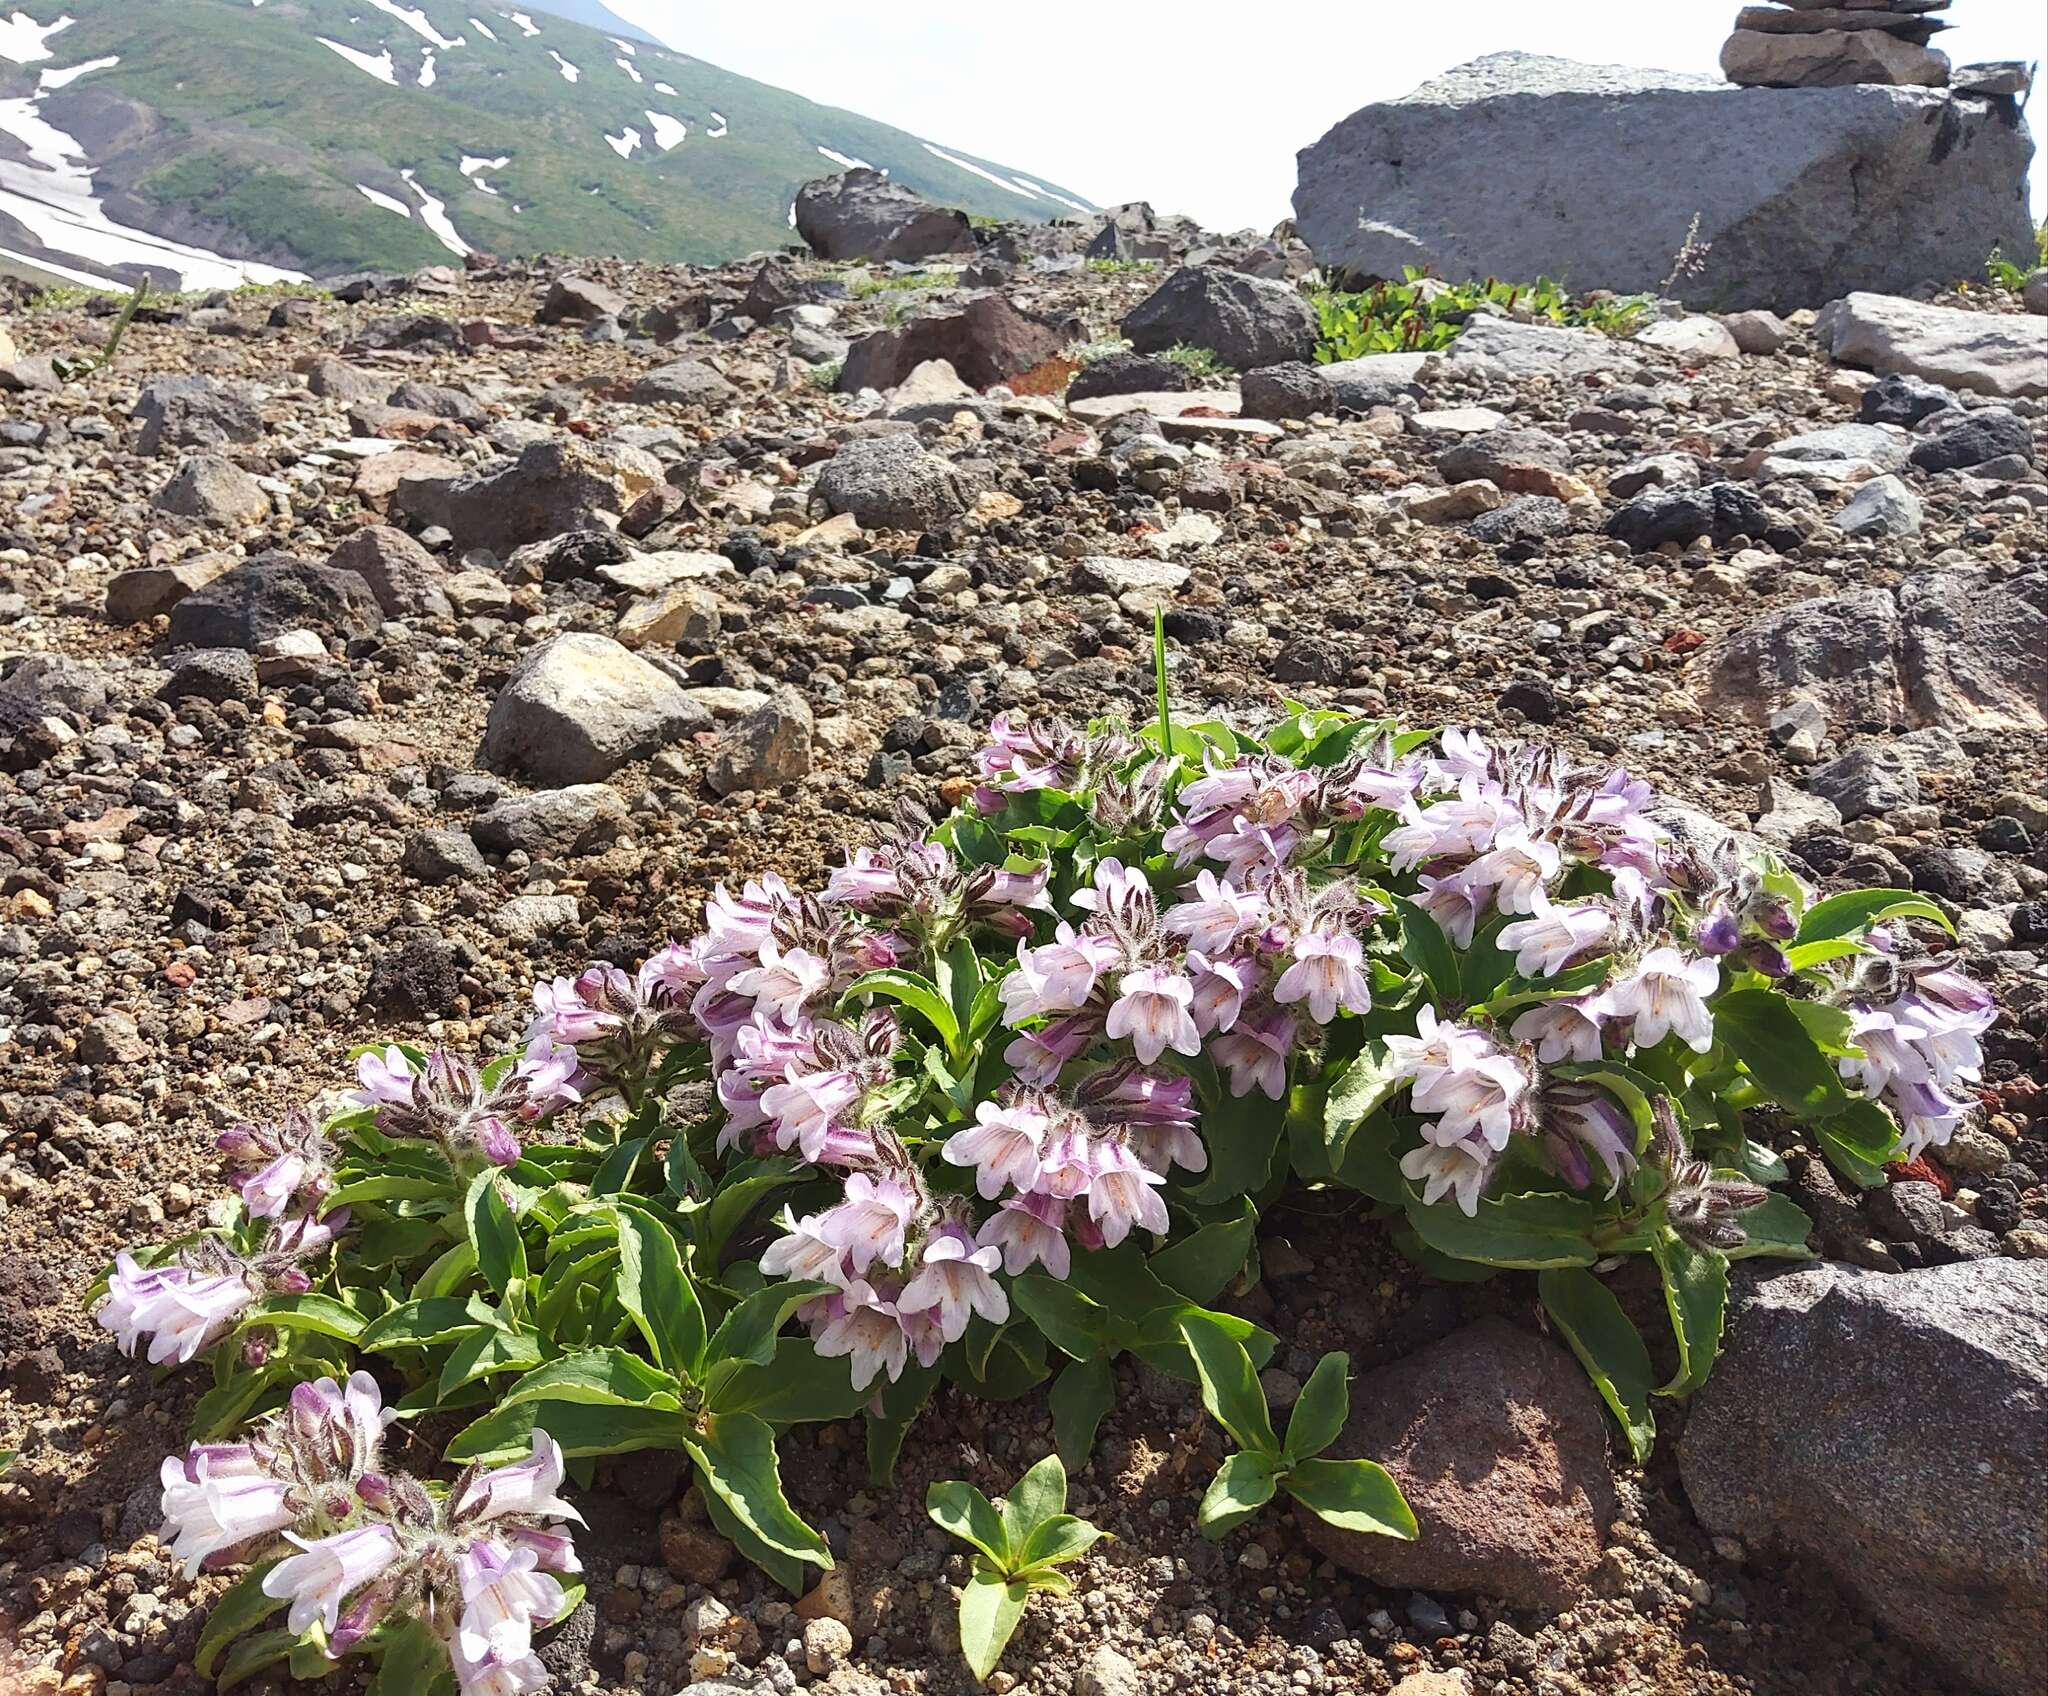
xmin=1721 ymin=0 xmax=1952 ymax=89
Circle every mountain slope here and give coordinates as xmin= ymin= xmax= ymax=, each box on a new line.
xmin=0 ymin=0 xmax=1095 ymax=290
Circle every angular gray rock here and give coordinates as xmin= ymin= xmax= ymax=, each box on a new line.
xmin=133 ymin=375 xmax=261 ymax=457
xmin=839 ymin=295 xmax=1072 ymax=393
xmin=1833 ymin=473 xmax=1921 ymax=539
xmin=1437 ymin=315 xmax=1634 ymax=382
xmin=1293 ymin=54 xmax=2036 ymax=312
xmin=394 ymin=440 xmax=642 ymax=556
xmin=629 ymin=360 xmax=739 ymax=408
xmin=708 ymin=688 xmax=814 ymax=796
xmin=814 ymin=434 xmax=968 ymax=532
xmin=1606 ymin=483 xmax=1773 ymax=552
xmin=793 ymin=168 xmax=975 ymax=264
xmin=327 ymin=526 xmax=450 ymax=619
xmin=1680 ymin=1261 xmax=2048 ymax=1696
xmin=1122 ymin=267 xmax=1317 ymax=372
xmin=1721 ymin=27 xmax=1949 ymax=89
xmin=479 ymin=633 xmax=708 ymax=785
xmin=1815 ymin=293 xmax=2048 ymax=399
xmin=153 ymin=455 xmax=270 ymax=527
xmin=1695 ymin=571 xmax=2048 ymax=733
xmin=470 ymin=784 xmax=631 ymax=856
xmin=166 ymin=554 xmax=383 ymax=650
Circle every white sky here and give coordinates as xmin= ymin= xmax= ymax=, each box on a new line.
xmin=604 ymin=0 xmax=2046 ymax=231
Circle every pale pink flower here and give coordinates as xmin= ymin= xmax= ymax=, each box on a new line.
xmin=726 ymin=943 xmax=832 ymax=1024
xmin=999 ymin=924 xmax=1116 ymax=1023
xmin=1085 ymin=1140 xmax=1169 ymax=1248
xmin=1510 ymin=997 xmax=1606 ymax=1064
xmin=286 ymin=1370 xmax=393 ymax=1476
xmin=98 ymin=1255 xmax=255 ymax=1367
xmin=262 ymin=1523 xmax=403 ymax=1637
xmin=1399 ymin=1137 xmax=1494 ymax=1216
xmin=1470 ymin=826 xmax=1561 ymax=915
xmin=1033 ymin=1124 xmax=1098 ymax=1200
xmin=977 ymin=1192 xmax=1070 ymax=1277
xmin=235 ymin=1151 xmax=309 ymax=1220
xmin=817 ymin=1174 xmax=917 ymax=1273
xmin=1210 ymin=1011 xmax=1296 ymax=1101
xmin=1068 ymin=856 xmax=1152 ymax=918
xmin=1413 ymin=1050 xmax=1530 ymax=1151
xmin=899 ymin=1226 xmax=1009 ymax=1343
xmin=760 ymin=1067 xmax=862 ymax=1159
xmin=1104 ymin=964 xmax=1201 ymax=1064
xmin=455 ymin=1539 xmax=564 ymax=1683
xmin=1188 ymin=951 xmax=1255 ymax=1035
xmin=1002 ymin=1016 xmax=1093 ymax=1086
xmin=1273 ymin=929 xmax=1372 ymax=1025
xmin=759 ymin=1215 xmax=849 ymax=1284
xmin=1384 ymin=1005 xmax=1490 ymax=1081
xmin=1415 ymin=868 xmax=1487 ymax=948
xmin=455 ymin=1432 xmax=582 ymax=1525
xmin=347 ymin=1045 xmax=416 ymax=1109
xmin=813 ymin=1282 xmax=909 ymax=1390
xmin=1498 ymin=901 xmax=1610 ymax=979
xmin=1600 ymin=948 xmax=1719 ymax=1053
xmin=158 ymin=1450 xmax=294 ymax=1577
xmin=1164 ymin=869 xmax=1268 ymax=956
xmin=942 ymin=1099 xmax=1050 ymax=1199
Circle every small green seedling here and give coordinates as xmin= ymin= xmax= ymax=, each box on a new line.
xmin=927 ymin=1453 xmax=1108 ymax=1683
xmin=1177 ymin=1311 xmax=1418 ymax=1543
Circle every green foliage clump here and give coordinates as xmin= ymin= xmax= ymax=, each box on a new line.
xmin=848 ymin=270 xmax=948 ymax=298
xmin=1310 ymin=269 xmax=1650 ymax=362
xmin=1983 ymin=225 xmax=2048 ymax=292
xmin=1159 ymin=341 xmax=1232 ymax=379
xmin=1084 ymin=257 xmax=1157 ymax=275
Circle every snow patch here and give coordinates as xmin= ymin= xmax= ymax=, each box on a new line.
xmin=604 ymin=125 xmax=640 ymax=159
xmin=417 ymin=47 xmax=436 ymax=86
xmin=460 ymin=153 xmax=508 ymax=195
xmin=614 ymin=56 xmax=641 ymax=84
xmin=706 ymin=111 xmax=727 ymax=138
xmin=357 ymin=182 xmax=413 ymax=217
xmin=1011 ymin=177 xmax=1092 ymax=214
xmin=364 ymin=0 xmax=463 ymax=49
xmin=507 ymin=10 xmax=539 ymax=36
xmin=786 ymin=201 xmax=796 ymax=229
xmin=0 ymin=10 xmax=72 ymax=65
xmin=815 ymin=145 xmax=872 ymax=171
xmin=652 ymin=80 xmax=675 ymax=95
xmin=468 ymin=16 xmax=496 ymax=40
xmin=923 ymin=142 xmax=1037 ymax=199
xmin=609 ymin=37 xmax=635 ymax=55
xmin=548 ymin=49 xmax=578 ymax=82
xmin=0 ymin=88 xmax=305 ymax=288
xmin=38 ymin=53 xmax=115 ymax=91
xmin=401 ymin=167 xmax=470 ymax=257
xmin=643 ymin=110 xmax=685 ymax=150
xmin=318 ymin=37 xmax=398 ymax=85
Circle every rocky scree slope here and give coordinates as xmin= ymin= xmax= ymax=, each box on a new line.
xmin=0 ymin=238 xmax=2044 ymax=1696
xmin=0 ymin=0 xmax=1093 ymax=290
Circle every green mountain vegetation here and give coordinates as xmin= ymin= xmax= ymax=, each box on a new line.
xmin=24 ymin=0 xmax=1092 ymax=276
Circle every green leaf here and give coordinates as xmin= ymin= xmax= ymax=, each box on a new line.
xmin=1402 ymin=1190 xmax=1602 ymax=1270
xmin=588 ymin=1136 xmax=649 ymax=1198
xmin=1152 ymin=604 xmax=1173 ymax=752
xmin=1146 ymin=1204 xmax=1255 ymax=1305
xmin=498 ymin=1347 xmax=682 ymax=1412
xmin=1018 ymin=1513 xmax=1106 ymax=1570
xmin=705 ymin=1280 xmax=830 ymax=1370
xmin=189 ymin=1364 xmax=296 ymax=1439
xmin=232 ymin=1293 xmax=363 ymax=1344
xmin=697 ymin=1475 xmax=811 ymax=1596
xmin=1392 ymin=895 xmax=1460 ymax=1005
xmin=437 ymin=1325 xmax=544 ymax=1400
xmin=1816 ymin=1097 xmax=1903 ymax=1188
xmin=1049 ymin=1356 xmax=1116 ymax=1472
xmin=1187 ymin=1086 xmax=1286 ymax=1206
xmin=700 ymin=1162 xmax=804 ymax=1265
xmin=928 ymin=1480 xmax=1010 ymax=1566
xmin=464 ymin=1169 xmax=529 ymax=1302
xmin=687 ymin=1412 xmax=834 ymax=1570
xmin=1198 ymin=1450 xmax=1278 ymax=1538
xmin=1283 ymin=1353 xmax=1350 ymax=1462
xmin=613 ymin=1204 xmax=706 ymax=1380
xmin=1713 ymin=987 xmax=1851 ymax=1121
xmin=704 ymin=1338 xmax=869 ymax=1424
xmin=1177 ymin=1311 xmax=1279 ymax=1457
xmin=446 ymin=1396 xmax=693 ymax=1466
xmin=1537 ymin=1268 xmax=1656 ymax=1465
xmin=215 ymin=1627 xmax=295 ymax=1692
xmin=839 ymin=968 xmax=958 ymax=1046
xmin=867 ymin=1360 xmax=940 ymax=1487
xmin=1283 ymin=1458 xmax=1418 ymax=1540
xmin=1650 ymin=1227 xmax=1728 ymax=1397
xmin=195 ymin=1561 xmax=283 ymax=1678
xmin=1011 ymin=1274 xmax=1119 ymax=1362
xmin=1723 ymin=1192 xmax=1816 ymax=1261
xmin=1323 ymin=1042 xmax=1405 ymax=1160
xmin=1795 ymin=888 xmax=1952 ymax=946
xmin=957 ymin=1567 xmax=1031 ymax=1683
xmin=1129 ymin=1302 xmax=1275 ymax=1383
xmin=366 ymin=1618 xmax=449 ymax=1696
xmin=999 ymin=1453 xmax=1067 ymax=1551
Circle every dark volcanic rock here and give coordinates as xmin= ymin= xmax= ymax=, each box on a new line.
xmin=814 ymin=434 xmax=969 ymax=531
xmin=133 ymin=375 xmax=261 ymax=457
xmin=1606 ymin=481 xmax=1774 ymax=552
xmin=166 ymin=554 xmax=383 ymax=649
xmin=1066 ymin=353 xmax=1195 ymax=403
xmin=839 ymin=295 xmax=1072 ymax=393
xmin=794 ymin=167 xmax=975 ymax=263
xmin=1122 ymin=267 xmax=1318 ymax=371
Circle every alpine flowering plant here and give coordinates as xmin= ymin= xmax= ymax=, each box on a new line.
xmin=97 ymin=628 xmax=2001 ymax=1684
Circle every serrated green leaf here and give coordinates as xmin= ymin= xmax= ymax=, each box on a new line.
xmin=1323 ymin=1042 xmax=1404 ymax=1160
xmin=366 ymin=1617 xmax=449 ymax=1695
xmin=445 ymin=1396 xmax=692 ymax=1466
xmin=359 ymin=1297 xmax=479 ymax=1352
xmin=1537 ymin=1267 xmax=1656 ymax=1464
xmin=1197 ymin=1450 xmax=1277 ymax=1538
xmin=1650 ymin=1227 xmax=1728 ymax=1397
xmin=498 ymin=1347 xmax=681 ymax=1412
xmin=1177 ymin=1311 xmax=1279 ymax=1457
xmin=437 ymin=1325 xmax=544 ymax=1401
xmin=1722 ymin=1192 xmax=1816 ymax=1261
xmin=1283 ymin=1352 xmax=1350 ymax=1462
xmin=705 ymin=1280 xmax=830 ymax=1371
xmin=214 ymin=1627 xmax=295 ymax=1692
xmin=704 ymin=1337 xmax=868 ymax=1423
xmin=1402 ymin=1189 xmax=1602 ymax=1270
xmin=839 ymin=968 xmax=959 ymax=1046
xmin=464 ymin=1168 xmax=528 ymax=1302
xmin=1283 ymin=1458 xmax=1417 ymax=1539
xmin=232 ymin=1293 xmax=363 ymax=1344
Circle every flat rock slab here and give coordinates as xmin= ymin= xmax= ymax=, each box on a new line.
xmin=596 ymin=551 xmax=733 ymax=595
xmin=1680 ymin=1261 xmax=2048 ymax=1696
xmin=1067 ymin=389 xmax=1243 ymax=425
xmin=1695 ymin=569 xmax=2048 ymax=733
xmin=1815 ymin=292 xmax=2048 ymax=399
xmin=1293 ymin=52 xmax=2035 ymax=312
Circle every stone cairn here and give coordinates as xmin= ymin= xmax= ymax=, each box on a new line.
xmin=1720 ymin=0 xmax=1956 ymax=89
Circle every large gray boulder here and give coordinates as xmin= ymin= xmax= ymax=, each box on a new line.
xmin=813 ymin=434 xmax=969 ymax=532
xmin=793 ymin=168 xmax=975 ymax=263
xmin=1293 ymin=53 xmax=2036 ymax=312
xmin=1122 ymin=267 xmax=1317 ymax=372
xmin=1680 ymin=1261 xmax=2048 ymax=1696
